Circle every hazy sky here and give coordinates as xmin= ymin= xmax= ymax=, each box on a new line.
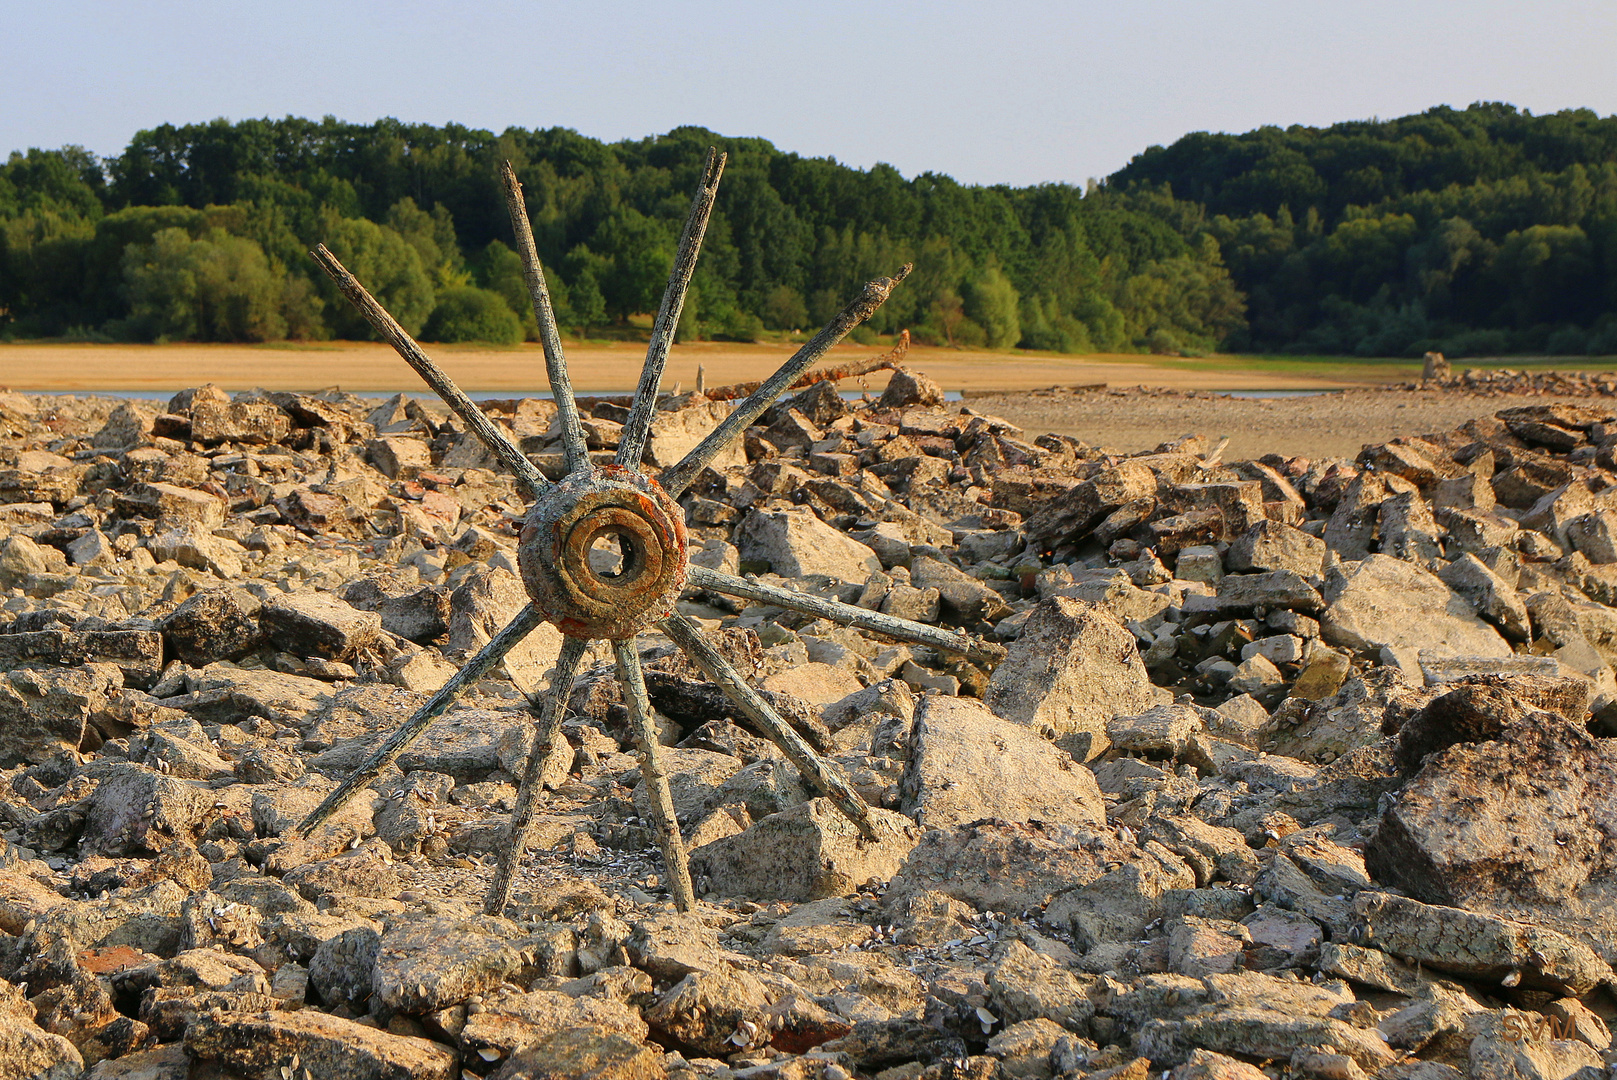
xmin=5 ymin=0 xmax=1616 ymax=188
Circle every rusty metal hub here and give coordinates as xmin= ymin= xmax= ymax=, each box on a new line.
xmin=517 ymin=464 xmax=688 ymax=640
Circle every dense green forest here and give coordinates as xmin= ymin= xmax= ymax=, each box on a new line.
xmin=1116 ymin=103 xmax=1617 ymax=356
xmin=2 ymin=104 xmax=1615 ymax=356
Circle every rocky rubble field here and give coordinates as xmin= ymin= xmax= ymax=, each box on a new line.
xmin=0 ymin=370 xmax=1616 ymax=1080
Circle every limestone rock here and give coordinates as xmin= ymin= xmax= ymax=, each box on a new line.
xmin=0 ymin=630 xmax=161 ymax=690
xmin=644 ymin=966 xmax=770 ymax=1056
xmin=688 ymin=798 xmax=919 ymax=902
xmin=886 ymin=821 xmax=1171 ymax=919
xmin=184 ymin=1008 xmax=455 ymax=1080
xmin=148 ymin=523 xmax=245 ymax=578
xmin=80 ymin=766 xmax=211 ymax=857
xmin=447 ymin=567 xmax=565 ymax=691
xmin=115 ymin=481 xmax=225 ymax=529
xmin=733 ymin=507 xmax=882 ymax=582
xmin=460 ymin=987 xmax=648 ymax=1064
xmin=1438 ymin=553 xmax=1530 ymax=640
xmin=0 ymin=664 xmax=122 ymax=766
xmin=189 ymin=398 xmax=292 ymax=445
xmin=1321 ymin=554 xmax=1511 ymax=665
xmin=487 ymin=1026 xmax=664 ymax=1080
xmin=985 ymin=597 xmax=1157 ymax=761
xmin=260 ymin=591 xmax=384 ymax=662
xmin=373 ymin=912 xmax=549 ymax=1014
xmin=339 ymin=577 xmax=451 ymax=644
xmin=160 ymin=586 xmax=265 ymax=665
xmin=309 ymin=926 xmax=381 ymax=1008
xmin=1366 ymin=704 xmax=1617 ymax=961
xmin=1135 ymin=971 xmax=1393 ymax=1070
xmin=987 ymin=939 xmax=1094 ymax=1031
xmin=900 ymin=696 xmax=1104 ymax=829
xmin=1352 ymin=891 xmax=1608 ymax=995
xmin=644 ymin=399 xmax=745 ymax=470
xmin=0 ymin=978 xmax=82 ymax=1080
xmin=879 ymin=368 xmax=946 ymax=409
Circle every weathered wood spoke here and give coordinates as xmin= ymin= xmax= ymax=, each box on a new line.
xmin=617 ymin=149 xmax=726 ymax=471
xmin=309 ymin=245 xmax=548 ymax=498
xmin=500 ymin=162 xmax=588 ymax=474
xmin=659 ymin=264 xmax=912 ymax=498
xmin=685 ymin=564 xmax=1006 ymax=665
xmin=613 ymin=640 xmax=697 ymax=911
xmin=662 ymin=614 xmax=878 ymax=840
xmin=483 ymin=634 xmax=590 ymax=915
xmin=296 ymin=603 xmax=547 ymax=837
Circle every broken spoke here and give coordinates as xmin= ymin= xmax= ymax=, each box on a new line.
xmin=500 ymin=162 xmax=589 ymax=475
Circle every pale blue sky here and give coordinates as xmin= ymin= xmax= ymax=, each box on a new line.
xmin=5 ymin=0 xmax=1616 ymax=187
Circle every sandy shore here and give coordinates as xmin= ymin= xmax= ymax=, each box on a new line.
xmin=0 ymin=340 xmax=1387 ymax=395
xmin=5 ymin=340 xmax=1597 ymax=462
xmin=965 ymin=385 xmax=1606 ymax=461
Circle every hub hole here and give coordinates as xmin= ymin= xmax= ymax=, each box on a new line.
xmin=588 ymin=529 xmax=636 ymax=579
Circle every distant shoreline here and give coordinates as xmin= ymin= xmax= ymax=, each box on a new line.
xmin=0 ymin=340 xmax=1419 ymax=395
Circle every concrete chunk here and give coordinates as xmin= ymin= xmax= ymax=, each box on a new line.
xmin=901 ymin=696 xmax=1104 ymax=828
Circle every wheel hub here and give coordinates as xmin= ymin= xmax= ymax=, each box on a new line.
xmin=517 ymin=464 xmax=689 ymax=640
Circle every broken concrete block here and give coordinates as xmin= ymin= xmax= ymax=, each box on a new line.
xmin=688 ymin=798 xmax=919 ymax=902
xmin=733 ymin=507 xmax=882 ymax=581
xmin=900 ymin=696 xmax=1105 ymax=829
xmin=985 ymin=596 xmax=1157 ymax=762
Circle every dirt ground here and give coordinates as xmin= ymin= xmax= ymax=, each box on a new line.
xmin=967 ymin=385 xmax=1605 ymax=461
xmin=0 ymin=340 xmax=1380 ymax=395
xmin=0 ymin=340 xmax=1598 ymax=460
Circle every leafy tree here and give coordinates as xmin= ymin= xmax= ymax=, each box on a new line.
xmin=0 ymin=208 xmax=96 ymax=334
xmin=1490 ymin=224 xmax=1596 ymax=325
xmin=15 ymin=106 xmax=1617 ymax=352
xmin=760 ymin=284 xmax=807 ymax=330
xmin=422 ymin=285 xmax=523 ymax=343
xmin=560 ymin=246 xmax=610 ymax=329
xmin=121 ymin=227 xmax=303 ymax=341
xmin=386 ymin=197 xmax=465 ymax=284
xmin=917 ymin=288 xmax=969 ymax=348
xmin=962 ymin=265 xmax=1021 ymax=348
xmin=474 ymin=239 xmax=539 ymax=338
xmin=1020 ymin=293 xmax=1094 ymax=353
xmin=318 ymin=213 xmax=435 ymax=337
xmin=590 ymin=208 xmax=673 ymax=320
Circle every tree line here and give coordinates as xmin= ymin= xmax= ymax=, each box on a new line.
xmin=1115 ymin=102 xmax=1617 ymax=357
xmin=2 ymin=104 xmax=1614 ymax=357
xmin=0 ymin=117 xmax=1241 ymax=352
